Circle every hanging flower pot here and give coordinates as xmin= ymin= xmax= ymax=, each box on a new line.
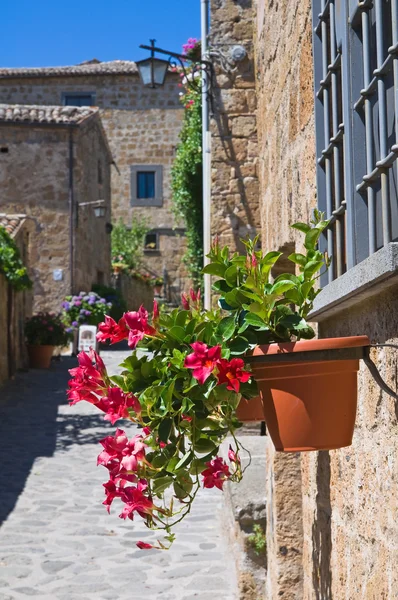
xmin=248 ymin=336 xmax=370 ymax=451
xmin=236 ymin=395 xmax=263 ymax=422
xmin=27 ymin=344 xmax=55 ymax=369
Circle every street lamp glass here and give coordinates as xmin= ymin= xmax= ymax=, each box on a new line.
xmin=94 ymin=206 xmax=106 ymax=218
xmin=137 ymin=57 xmax=169 ymax=87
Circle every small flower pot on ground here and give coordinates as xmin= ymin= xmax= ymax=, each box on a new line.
xmin=248 ymin=336 xmax=370 ymax=451
xmin=154 ymin=285 xmax=163 ymax=296
xmin=27 ymin=344 xmax=55 ymax=369
xmin=25 ymin=312 xmax=69 ymax=369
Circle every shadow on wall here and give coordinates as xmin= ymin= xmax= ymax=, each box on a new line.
xmin=312 ymin=451 xmax=333 ymax=600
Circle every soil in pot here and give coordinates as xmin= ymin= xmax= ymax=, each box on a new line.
xmin=27 ymin=345 xmax=54 ymax=369
xmin=249 ymin=336 xmax=370 ymax=452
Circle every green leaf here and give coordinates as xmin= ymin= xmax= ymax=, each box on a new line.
xmin=202 ymin=263 xmax=227 ymax=277
xmin=304 ymin=228 xmax=322 ymax=250
xmin=288 ymin=253 xmax=307 ymax=267
xmin=224 ymin=265 xmax=238 ymax=287
xmin=212 ymin=279 xmax=231 ymax=293
xmin=110 ymin=375 xmax=126 ymax=389
xmin=229 ymin=336 xmax=250 ymax=355
xmin=153 ymin=475 xmax=173 ymax=495
xmin=300 ymin=280 xmax=314 ymax=299
xmin=243 ymin=313 xmax=270 ymax=330
xmin=168 ymin=326 xmax=186 ymax=342
xmin=175 ymin=310 xmax=190 ymax=327
xmin=158 ymin=418 xmax=173 ymax=443
xmin=270 ymin=280 xmax=296 ymax=295
xmin=217 ymin=316 xmax=236 ymax=340
xmin=174 ymin=451 xmax=193 ymax=471
xmin=224 ymin=290 xmax=240 ymax=308
xmin=173 ymin=481 xmax=189 ymax=499
xmin=291 ymin=222 xmax=311 ymax=233
xmin=303 ymin=260 xmax=324 ymax=279
xmin=193 ymin=438 xmax=217 ymax=454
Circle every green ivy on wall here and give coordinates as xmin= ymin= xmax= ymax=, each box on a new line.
xmin=171 ymin=87 xmax=203 ymax=287
xmin=0 ymin=226 xmax=32 ymax=291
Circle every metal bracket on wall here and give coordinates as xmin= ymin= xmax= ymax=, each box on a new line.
xmin=364 ymin=344 xmax=398 ymax=401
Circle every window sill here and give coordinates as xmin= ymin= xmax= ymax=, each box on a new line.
xmin=309 ymin=243 xmax=398 ymax=322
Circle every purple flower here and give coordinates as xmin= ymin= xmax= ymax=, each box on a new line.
xmin=75 ymin=301 xmax=82 ymax=306
xmin=61 ymin=301 xmax=70 ymax=310
xmin=100 ymin=298 xmax=106 ymax=304
xmin=88 ymin=299 xmax=95 ymax=305
xmin=66 ymin=327 xmax=73 ymax=333
xmin=72 ymin=321 xmax=78 ymax=327
xmin=85 ymin=310 xmax=91 ymax=316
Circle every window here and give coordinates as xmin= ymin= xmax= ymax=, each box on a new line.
xmin=312 ymin=0 xmax=398 ymax=286
xmin=144 ymin=232 xmax=159 ymax=251
xmin=137 ymin=171 xmax=155 ymax=199
xmin=62 ymin=92 xmax=95 ymax=107
xmin=130 ymin=165 xmax=163 ymax=207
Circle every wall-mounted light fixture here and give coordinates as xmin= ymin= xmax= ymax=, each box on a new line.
xmin=78 ymin=199 xmax=106 ymax=218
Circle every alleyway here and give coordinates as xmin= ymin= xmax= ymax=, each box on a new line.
xmin=0 ymin=350 xmax=238 ymax=600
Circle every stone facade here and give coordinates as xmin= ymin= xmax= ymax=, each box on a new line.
xmin=209 ymin=0 xmax=260 ymax=253
xmin=0 ymin=110 xmax=112 ymax=312
xmin=253 ymin=0 xmax=398 ymax=599
xmin=112 ymin=272 xmax=154 ymax=314
xmin=0 ymin=68 xmax=188 ymax=298
xmin=0 ymin=216 xmax=33 ymax=386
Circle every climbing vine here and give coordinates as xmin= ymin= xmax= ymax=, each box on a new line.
xmin=0 ymin=226 xmax=32 ymax=291
xmin=171 ymin=86 xmax=203 ymax=287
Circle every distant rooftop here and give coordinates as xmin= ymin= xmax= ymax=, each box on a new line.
xmin=0 ymin=60 xmax=138 ymax=79
xmin=0 ymin=214 xmax=27 ymax=237
xmin=0 ymin=104 xmax=99 ymax=125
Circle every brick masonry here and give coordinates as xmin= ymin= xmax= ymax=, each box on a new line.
xmin=0 ymin=73 xmax=188 ymax=297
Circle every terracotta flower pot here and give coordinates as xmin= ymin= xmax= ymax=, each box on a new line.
xmin=236 ymin=396 xmax=264 ymax=422
xmin=154 ymin=285 xmax=163 ymax=296
xmin=247 ymin=336 xmax=370 ymax=452
xmin=27 ymin=345 xmax=55 ymax=369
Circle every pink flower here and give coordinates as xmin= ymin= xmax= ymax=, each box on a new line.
xmin=216 ymin=358 xmax=251 ymax=393
xmin=136 ymin=541 xmax=153 ymax=549
xmin=228 ymin=445 xmax=240 ymax=464
xmin=181 ymin=414 xmax=192 ymax=422
xmin=119 ymin=486 xmax=155 ymax=520
xmin=184 ymin=342 xmax=222 ymax=385
xmin=67 ymin=350 xmax=107 ymax=405
xmin=101 ymin=387 xmax=141 ymax=425
xmin=202 ymin=457 xmax=231 ymax=490
xmin=189 ymin=288 xmax=201 ymax=303
xmin=181 ymin=293 xmax=190 ymax=310
xmin=96 ymin=315 xmax=129 ymax=344
xmin=124 ymin=306 xmax=156 ymax=349
xmin=97 ymin=429 xmax=147 ymax=475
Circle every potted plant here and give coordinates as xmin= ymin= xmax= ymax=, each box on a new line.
xmin=67 ymin=213 xmax=369 ymax=548
xmin=151 ymin=276 xmax=164 ymax=297
xmin=25 ymin=312 xmax=68 ymax=368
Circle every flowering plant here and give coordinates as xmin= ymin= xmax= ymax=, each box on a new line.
xmin=61 ymin=291 xmax=112 ymax=334
xmin=25 ymin=312 xmax=68 ymax=346
xmin=182 ymin=38 xmax=202 ymax=62
xmin=68 ymin=215 xmax=329 ymax=549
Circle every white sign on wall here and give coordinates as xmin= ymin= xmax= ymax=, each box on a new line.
xmin=78 ymin=325 xmax=98 ymax=353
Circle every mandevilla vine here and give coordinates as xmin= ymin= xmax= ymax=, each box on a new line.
xmin=67 ymin=213 xmax=329 ymax=550
xmin=0 ymin=226 xmax=32 ymax=291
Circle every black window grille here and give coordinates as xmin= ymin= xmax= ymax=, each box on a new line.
xmin=312 ymin=0 xmax=398 ymax=286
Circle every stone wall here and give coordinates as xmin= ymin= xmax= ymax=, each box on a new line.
xmin=0 ymin=121 xmax=111 ymax=312
xmin=73 ymin=119 xmax=112 ymax=293
xmin=113 ymin=272 xmax=154 ymax=313
xmin=0 ymin=73 xmax=188 ymax=289
xmin=210 ymin=0 xmax=260 ymax=253
xmin=254 ymin=0 xmax=398 ymax=599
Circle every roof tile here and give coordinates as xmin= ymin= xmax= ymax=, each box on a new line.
xmin=0 ymin=60 xmax=138 ymax=79
xmin=0 ymin=104 xmax=98 ymax=125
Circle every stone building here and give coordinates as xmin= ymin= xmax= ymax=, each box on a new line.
xmin=0 ymin=61 xmax=187 ymax=300
xmin=0 ymin=104 xmax=112 ymax=313
xmin=212 ymin=1 xmax=398 ymax=599
xmin=0 ymin=214 xmax=32 ymax=385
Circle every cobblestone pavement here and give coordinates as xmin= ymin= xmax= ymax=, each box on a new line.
xmin=0 ymin=349 xmax=238 ymax=600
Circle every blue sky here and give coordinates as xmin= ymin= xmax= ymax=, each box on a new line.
xmin=1 ymin=0 xmax=201 ymax=68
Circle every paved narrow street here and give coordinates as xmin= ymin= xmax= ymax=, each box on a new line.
xmin=0 ymin=350 xmax=238 ymax=600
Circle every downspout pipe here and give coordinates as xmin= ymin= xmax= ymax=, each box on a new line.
xmin=68 ymin=128 xmax=75 ymax=294
xmin=201 ymin=0 xmax=211 ymax=310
